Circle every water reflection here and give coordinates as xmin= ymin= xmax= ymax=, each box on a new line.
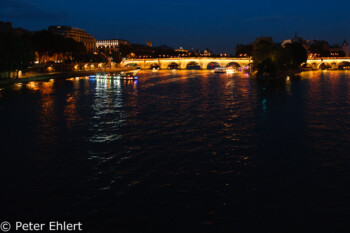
xmin=302 ymin=71 xmax=350 ymax=156
xmin=88 ymin=76 xmax=126 ymax=144
xmin=1 ymin=70 xmax=350 ymax=232
xmin=64 ymin=93 xmax=79 ymax=129
xmin=285 ymin=76 xmax=291 ymax=94
xmin=26 ymin=81 xmax=40 ymax=91
xmin=12 ymin=83 xmax=23 ymax=91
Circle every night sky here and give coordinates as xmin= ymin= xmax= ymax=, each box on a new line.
xmin=1 ymin=0 xmax=350 ymax=53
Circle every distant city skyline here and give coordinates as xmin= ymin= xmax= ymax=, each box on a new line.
xmin=1 ymin=0 xmax=350 ymax=53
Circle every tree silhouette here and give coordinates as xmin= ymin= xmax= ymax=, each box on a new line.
xmin=0 ymin=34 xmax=35 ymax=78
xmin=253 ymin=41 xmax=307 ymax=76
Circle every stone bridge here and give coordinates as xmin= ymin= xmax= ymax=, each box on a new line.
xmin=121 ymin=57 xmax=350 ymax=70
xmin=305 ymin=58 xmax=350 ymax=69
xmin=121 ymin=57 xmax=252 ymax=70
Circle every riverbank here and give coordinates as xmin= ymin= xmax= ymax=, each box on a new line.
xmin=0 ymin=67 xmax=135 ymax=86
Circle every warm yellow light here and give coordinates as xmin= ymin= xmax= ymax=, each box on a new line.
xmin=26 ymin=82 xmax=40 ymax=91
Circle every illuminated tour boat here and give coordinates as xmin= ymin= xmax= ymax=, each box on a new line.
xmin=226 ymin=67 xmax=236 ymax=73
xmin=214 ymin=67 xmax=226 ymax=73
xmin=90 ymin=72 xmax=138 ymax=80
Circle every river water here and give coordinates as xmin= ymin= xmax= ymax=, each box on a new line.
xmin=0 ymin=70 xmax=349 ymax=232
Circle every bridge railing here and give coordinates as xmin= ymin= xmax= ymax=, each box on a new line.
xmin=307 ymin=57 xmax=350 ymax=60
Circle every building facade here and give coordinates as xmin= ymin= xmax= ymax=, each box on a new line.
xmin=96 ymin=39 xmax=130 ymax=52
xmin=175 ymin=47 xmax=188 ymax=53
xmin=48 ymin=26 xmax=96 ymax=52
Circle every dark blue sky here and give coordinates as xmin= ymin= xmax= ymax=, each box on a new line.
xmin=1 ymin=0 xmax=350 ymax=53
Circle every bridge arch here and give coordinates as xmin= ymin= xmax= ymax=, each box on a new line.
xmin=226 ymin=62 xmax=241 ymax=68
xmin=186 ymin=61 xmax=200 ymax=70
xmin=144 ymin=62 xmax=160 ymax=69
xmin=207 ymin=62 xmax=220 ymax=70
xmin=338 ymin=61 xmax=350 ymax=69
xmin=123 ymin=62 xmax=140 ymax=68
xmin=318 ymin=63 xmax=332 ymax=70
xmin=302 ymin=63 xmax=312 ymax=69
xmin=330 ymin=62 xmax=338 ymax=70
xmin=311 ymin=63 xmax=318 ymax=70
xmin=167 ymin=62 xmax=179 ymax=69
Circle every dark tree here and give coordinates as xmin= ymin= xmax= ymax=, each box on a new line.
xmin=252 ymin=41 xmax=307 ymax=76
xmin=309 ymin=40 xmax=330 ymax=57
xmin=0 ymin=34 xmax=35 ymax=78
xmin=74 ymin=52 xmax=106 ymax=63
xmin=253 ymin=40 xmax=277 ymax=74
xmin=235 ymin=44 xmax=253 ymax=57
xmin=283 ymin=42 xmax=307 ymax=68
xmin=29 ymin=30 xmax=87 ymax=62
xmin=119 ymin=44 xmax=133 ymax=58
xmin=109 ymin=51 xmax=122 ymax=63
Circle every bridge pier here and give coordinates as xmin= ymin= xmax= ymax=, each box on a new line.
xmin=180 ymin=62 xmax=187 ymax=70
xmin=200 ymin=63 xmax=207 ymax=70
xmin=160 ymin=63 xmax=168 ymax=70
xmin=219 ymin=62 xmax=227 ymax=68
xmin=140 ymin=62 xmax=146 ymax=69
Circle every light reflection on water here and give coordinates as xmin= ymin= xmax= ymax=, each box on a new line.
xmin=89 ymin=76 xmax=126 ymax=144
xmin=0 ymin=70 xmax=350 ymax=232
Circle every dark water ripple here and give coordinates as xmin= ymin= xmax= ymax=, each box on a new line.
xmin=0 ymin=71 xmax=350 ymax=232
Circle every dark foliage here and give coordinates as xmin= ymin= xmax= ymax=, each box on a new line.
xmin=308 ymin=40 xmax=330 ymax=57
xmin=253 ymin=41 xmax=307 ymax=75
xmin=235 ymin=44 xmax=253 ymax=57
xmin=29 ymin=30 xmax=87 ymax=59
xmin=0 ymin=34 xmax=35 ymax=77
